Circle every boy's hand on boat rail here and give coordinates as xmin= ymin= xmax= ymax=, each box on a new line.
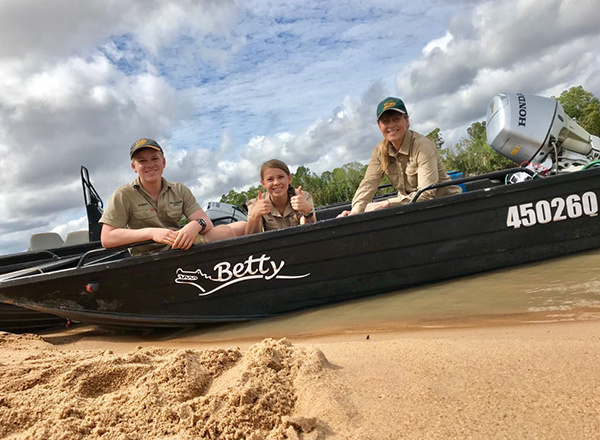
xmin=172 ymin=222 xmax=201 ymax=250
xmin=151 ymin=228 xmax=179 ymax=248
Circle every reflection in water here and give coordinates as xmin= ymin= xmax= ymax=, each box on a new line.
xmin=186 ymin=249 xmax=600 ymax=341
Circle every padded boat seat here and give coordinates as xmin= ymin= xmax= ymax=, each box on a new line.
xmin=29 ymin=232 xmax=65 ymax=251
xmin=65 ymin=230 xmax=89 ymax=246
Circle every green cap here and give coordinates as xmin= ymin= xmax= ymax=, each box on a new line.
xmin=130 ymin=138 xmax=163 ymax=158
xmin=376 ymin=97 xmax=408 ymax=120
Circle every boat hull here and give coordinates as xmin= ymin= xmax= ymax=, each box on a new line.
xmin=0 ymin=242 xmax=101 ymax=331
xmin=0 ymin=303 xmax=68 ymax=332
xmin=1 ymin=168 xmax=599 ymax=329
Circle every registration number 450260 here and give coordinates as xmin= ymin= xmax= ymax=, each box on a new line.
xmin=506 ymin=191 xmax=598 ymax=229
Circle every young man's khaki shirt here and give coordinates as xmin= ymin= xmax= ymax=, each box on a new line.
xmin=352 ymin=130 xmax=461 ymax=213
xmin=99 ymin=177 xmax=202 ymax=255
xmin=247 ymin=190 xmax=315 ymax=231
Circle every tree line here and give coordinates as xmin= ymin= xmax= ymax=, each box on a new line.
xmin=221 ymin=86 xmax=600 ymax=208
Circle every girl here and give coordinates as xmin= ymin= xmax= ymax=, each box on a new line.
xmin=245 ymin=159 xmax=316 ymax=234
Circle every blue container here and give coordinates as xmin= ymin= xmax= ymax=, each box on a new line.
xmin=447 ymin=170 xmax=466 ymax=192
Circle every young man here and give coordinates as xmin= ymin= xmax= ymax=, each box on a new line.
xmin=99 ymin=138 xmax=245 ymax=255
xmin=338 ymin=97 xmax=461 ymax=216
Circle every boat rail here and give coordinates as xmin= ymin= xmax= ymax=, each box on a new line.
xmin=29 ymin=249 xmax=62 ymax=260
xmin=0 ymin=255 xmax=83 ymax=282
xmin=75 ymin=240 xmax=154 ymax=269
xmin=0 ymin=241 xmax=153 ymax=282
xmin=410 ymin=168 xmax=537 ymax=203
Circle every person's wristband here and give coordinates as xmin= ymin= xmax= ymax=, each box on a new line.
xmin=303 ymin=210 xmax=314 ymax=219
xmin=196 ymin=218 xmax=207 ymax=233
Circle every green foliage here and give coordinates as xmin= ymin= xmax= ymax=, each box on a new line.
xmin=292 ymin=162 xmax=367 ymax=206
xmin=555 ymin=86 xmax=600 ymax=136
xmin=220 ymin=162 xmax=368 ymax=208
xmin=441 ymin=121 xmax=514 ymax=175
xmin=220 ymin=186 xmax=264 ymax=208
xmin=426 ymin=127 xmax=444 ymax=148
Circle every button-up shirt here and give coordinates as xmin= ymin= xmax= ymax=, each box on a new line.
xmin=352 ymin=130 xmax=461 ymax=212
xmin=99 ymin=176 xmax=201 ymax=255
xmin=247 ymin=190 xmax=315 ymax=231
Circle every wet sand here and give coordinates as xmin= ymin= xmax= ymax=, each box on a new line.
xmin=1 ymin=319 xmax=599 ymax=439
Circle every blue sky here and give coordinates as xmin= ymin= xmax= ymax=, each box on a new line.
xmin=1 ymin=0 xmax=599 ymax=254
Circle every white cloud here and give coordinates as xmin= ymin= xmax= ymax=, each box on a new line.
xmin=423 ymin=31 xmax=453 ymax=55
xmin=396 ymin=0 xmax=600 ymax=137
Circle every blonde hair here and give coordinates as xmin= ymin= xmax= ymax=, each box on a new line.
xmin=377 ymin=139 xmax=392 ymax=174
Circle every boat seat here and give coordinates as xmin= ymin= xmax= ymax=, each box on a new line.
xmin=29 ymin=233 xmax=65 ymax=251
xmin=65 ymin=230 xmax=89 ymax=246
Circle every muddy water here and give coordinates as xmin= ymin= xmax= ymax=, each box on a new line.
xmin=181 ymin=248 xmax=600 ymax=341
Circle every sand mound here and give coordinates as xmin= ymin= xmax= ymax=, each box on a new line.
xmin=0 ymin=335 xmax=330 ymax=440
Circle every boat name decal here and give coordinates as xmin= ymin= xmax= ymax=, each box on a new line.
xmin=174 ymin=253 xmax=310 ymax=295
xmin=506 ymin=191 xmax=598 ymax=229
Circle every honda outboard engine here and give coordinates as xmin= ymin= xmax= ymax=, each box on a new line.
xmin=486 ymin=93 xmax=600 ymax=179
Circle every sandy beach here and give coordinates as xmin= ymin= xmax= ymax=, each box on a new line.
xmin=1 ymin=319 xmax=599 ymax=439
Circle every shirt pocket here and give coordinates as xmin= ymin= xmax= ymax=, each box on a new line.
xmin=385 ymin=162 xmax=401 ymax=186
xmin=405 ymin=162 xmax=419 ymax=189
xmin=130 ymin=209 xmax=157 ymax=229
xmin=166 ymin=204 xmax=184 ymax=221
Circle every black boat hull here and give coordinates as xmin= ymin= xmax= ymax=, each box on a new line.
xmin=1 ymin=168 xmax=599 ymax=329
xmin=0 ymin=242 xmax=101 ymax=332
xmin=0 ymin=303 xmax=69 ymax=332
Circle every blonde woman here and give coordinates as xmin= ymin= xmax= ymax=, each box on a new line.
xmin=339 ymin=97 xmax=461 ymax=217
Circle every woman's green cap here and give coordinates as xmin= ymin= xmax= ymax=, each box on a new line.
xmin=376 ymin=97 xmax=408 ymax=120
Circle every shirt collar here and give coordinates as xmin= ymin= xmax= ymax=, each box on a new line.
xmin=131 ymin=176 xmax=170 ymax=194
xmin=266 ymin=192 xmax=295 ymax=217
xmin=387 ymin=130 xmax=413 ymax=157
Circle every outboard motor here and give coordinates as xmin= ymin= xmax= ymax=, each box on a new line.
xmin=486 ymin=93 xmax=600 ymax=180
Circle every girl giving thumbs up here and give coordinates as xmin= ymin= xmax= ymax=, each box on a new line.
xmin=245 ymin=159 xmax=316 ymax=235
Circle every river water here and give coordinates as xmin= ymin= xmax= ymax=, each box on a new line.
xmin=183 ymin=248 xmax=600 ymax=341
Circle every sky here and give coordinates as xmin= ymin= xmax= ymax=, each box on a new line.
xmin=1 ymin=0 xmax=599 ymax=254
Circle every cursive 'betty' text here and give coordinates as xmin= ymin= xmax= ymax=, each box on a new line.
xmin=175 ymin=254 xmax=310 ymax=295
xmin=214 ymin=254 xmax=285 ymax=281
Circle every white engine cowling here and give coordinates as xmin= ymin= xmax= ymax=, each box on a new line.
xmin=486 ymin=92 xmax=600 ymax=175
